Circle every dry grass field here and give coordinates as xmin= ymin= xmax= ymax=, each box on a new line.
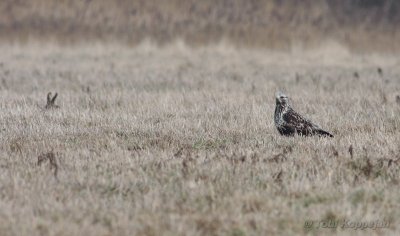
xmin=0 ymin=42 xmax=399 ymax=236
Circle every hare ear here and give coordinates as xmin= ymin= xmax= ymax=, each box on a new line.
xmin=51 ymin=93 xmax=58 ymax=103
xmin=47 ymin=92 xmax=52 ymax=103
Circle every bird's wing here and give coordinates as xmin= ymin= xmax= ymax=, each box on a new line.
xmin=282 ymin=108 xmax=319 ymax=131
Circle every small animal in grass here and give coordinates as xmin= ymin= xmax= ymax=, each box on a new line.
xmin=274 ymin=91 xmax=333 ymax=137
xmin=377 ymin=67 xmax=383 ymax=77
xmin=45 ymin=92 xmax=59 ymax=109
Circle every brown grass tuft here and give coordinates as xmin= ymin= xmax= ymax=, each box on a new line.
xmin=37 ymin=151 xmax=58 ymax=179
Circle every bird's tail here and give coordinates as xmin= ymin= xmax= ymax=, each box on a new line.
xmin=316 ymin=129 xmax=334 ymax=138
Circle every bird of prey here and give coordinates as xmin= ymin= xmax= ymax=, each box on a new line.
xmin=274 ymin=91 xmax=333 ymax=137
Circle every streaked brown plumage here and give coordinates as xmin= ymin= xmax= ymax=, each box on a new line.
xmin=274 ymin=91 xmax=333 ymax=137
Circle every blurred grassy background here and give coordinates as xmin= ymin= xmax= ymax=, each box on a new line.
xmin=0 ymin=0 xmax=399 ymax=52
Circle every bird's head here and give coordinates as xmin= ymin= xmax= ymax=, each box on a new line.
xmin=275 ymin=91 xmax=289 ymax=106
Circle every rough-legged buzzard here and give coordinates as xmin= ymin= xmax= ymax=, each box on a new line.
xmin=274 ymin=91 xmax=333 ymax=137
